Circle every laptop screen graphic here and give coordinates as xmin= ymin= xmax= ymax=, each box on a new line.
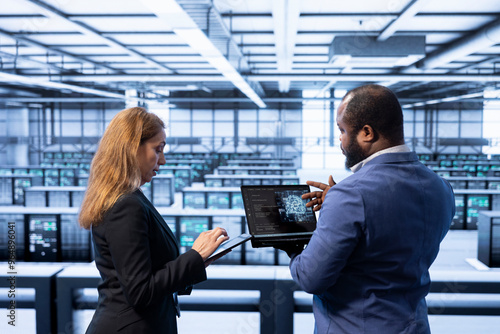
xmin=241 ymin=185 xmax=317 ymax=238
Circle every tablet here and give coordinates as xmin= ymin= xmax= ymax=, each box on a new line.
xmin=205 ymin=233 xmax=252 ymax=262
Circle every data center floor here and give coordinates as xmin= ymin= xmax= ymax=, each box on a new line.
xmin=178 ymin=230 xmax=500 ymax=334
xmin=3 ymin=230 xmax=500 ymax=334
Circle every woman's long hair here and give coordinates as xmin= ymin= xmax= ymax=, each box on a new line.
xmin=79 ymin=107 xmax=165 ymax=229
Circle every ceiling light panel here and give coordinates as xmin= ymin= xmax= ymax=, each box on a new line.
xmin=294 ymin=46 xmax=329 ymax=54
xmin=225 ymin=16 xmax=274 ymax=31
xmin=130 ymin=46 xmax=198 ymax=55
xmin=108 ymin=63 xmax=156 ymax=69
xmin=233 ymin=34 xmax=275 ymax=44
xmin=304 ymin=0 xmax=409 ymax=12
xmin=423 ymin=0 xmax=500 ymax=12
xmin=25 ymin=34 xmax=108 ymax=46
xmin=42 ymin=0 xmax=153 ymax=15
xmin=0 ymin=45 xmax=48 ymax=56
xmin=102 ymin=33 xmax=183 ymax=46
xmin=0 ymin=15 xmax=73 ymax=32
xmin=294 ymin=56 xmax=328 ymax=62
xmin=295 ymin=35 xmax=337 ymax=44
xmin=167 ymin=63 xmax=215 ymax=69
xmin=72 ymin=17 xmax=173 ymax=32
xmin=403 ymin=15 xmax=497 ymax=31
xmin=56 ymin=46 xmax=129 ymax=55
xmin=142 ymin=0 xmax=265 ymax=108
xmin=479 ymin=46 xmax=500 ymax=54
xmin=344 ymin=69 xmax=394 ymax=74
xmin=152 ymin=56 xmax=207 ymax=62
xmin=247 ymin=55 xmax=277 ymax=62
xmin=213 ymin=0 xmax=271 ymax=13
xmin=0 ymin=71 xmax=125 ymax=98
xmin=299 ymin=16 xmax=394 ymax=32
xmin=241 ymin=46 xmax=277 ymax=54
xmin=174 ymin=69 xmax=222 ymax=75
xmin=423 ymin=33 xmax=463 ymax=44
xmin=1 ymin=0 xmax=40 ymax=14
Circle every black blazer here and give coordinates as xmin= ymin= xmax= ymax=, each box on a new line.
xmin=86 ymin=189 xmax=206 ymax=334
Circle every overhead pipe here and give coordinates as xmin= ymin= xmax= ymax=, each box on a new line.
xmin=0 ymin=97 xmax=492 ymax=104
xmin=22 ymin=73 xmax=500 ymax=82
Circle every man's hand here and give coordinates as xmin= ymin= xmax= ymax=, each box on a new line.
xmin=274 ymin=243 xmax=307 ymax=258
xmin=301 ymin=175 xmax=336 ymax=211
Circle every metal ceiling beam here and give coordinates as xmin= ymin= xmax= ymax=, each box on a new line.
xmin=0 ymin=71 xmax=125 ymax=98
xmin=32 ymin=73 xmax=500 ymax=82
xmin=0 ymin=97 xmax=317 ymax=103
xmin=182 ymin=1 xmax=266 ymax=98
xmin=415 ymin=17 xmax=500 ymax=70
xmin=412 ymin=83 xmax=480 ymax=96
xmin=0 ymin=97 xmax=124 ymax=103
xmin=11 ymin=29 xmax=470 ymax=36
xmin=24 ymin=0 xmax=175 ymax=74
xmin=272 ymin=0 xmax=300 ymax=93
xmin=457 ymin=56 xmax=500 ymax=72
xmin=217 ymin=12 xmax=498 ymax=18
xmin=142 ymin=0 xmax=265 ymax=108
xmin=0 ymin=28 xmax=118 ymax=73
xmin=0 ymin=50 xmax=73 ymax=73
xmin=188 ymin=29 xmax=473 ymax=36
xmin=250 ymin=73 xmax=500 ymax=82
xmin=402 ymin=91 xmax=484 ymax=109
xmin=377 ymin=0 xmax=432 ymax=41
xmin=1 ymin=96 xmax=492 ymax=104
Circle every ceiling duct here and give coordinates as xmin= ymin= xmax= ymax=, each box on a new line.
xmin=329 ymin=35 xmax=426 ymax=67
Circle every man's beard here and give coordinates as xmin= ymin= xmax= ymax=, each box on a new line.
xmin=342 ymin=134 xmax=368 ymax=169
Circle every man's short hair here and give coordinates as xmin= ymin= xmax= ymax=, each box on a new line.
xmin=341 ymin=84 xmax=404 ymax=144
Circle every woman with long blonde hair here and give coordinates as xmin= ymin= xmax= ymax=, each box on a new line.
xmin=80 ymin=107 xmax=228 ymax=334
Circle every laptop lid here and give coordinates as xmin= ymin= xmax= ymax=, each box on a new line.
xmin=241 ymin=185 xmax=317 ymax=247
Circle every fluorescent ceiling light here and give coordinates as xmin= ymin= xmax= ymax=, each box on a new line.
xmin=272 ymin=0 xmax=300 ymax=93
xmin=330 ymin=55 xmax=351 ymax=67
xmin=173 ymin=29 xmax=222 ymax=57
xmin=175 ymin=30 xmax=266 ymax=108
xmin=141 ymin=0 xmax=184 ymax=15
xmin=142 ymin=0 xmax=266 ymax=108
xmin=0 ymin=71 xmax=125 ymax=99
xmin=394 ymin=55 xmax=425 ymax=67
xmin=402 ymin=92 xmax=483 ymax=109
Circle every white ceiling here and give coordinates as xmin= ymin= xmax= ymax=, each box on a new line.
xmin=0 ymin=0 xmax=499 ymax=107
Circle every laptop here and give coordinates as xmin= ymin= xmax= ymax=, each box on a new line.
xmin=241 ymin=185 xmax=317 ymax=248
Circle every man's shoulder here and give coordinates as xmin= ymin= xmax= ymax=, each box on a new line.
xmin=370 ymin=151 xmax=418 ymax=164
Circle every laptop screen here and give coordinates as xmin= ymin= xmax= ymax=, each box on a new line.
xmin=241 ymin=185 xmax=317 ymax=238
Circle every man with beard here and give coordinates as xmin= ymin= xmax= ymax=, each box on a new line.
xmin=284 ymin=84 xmax=455 ymax=333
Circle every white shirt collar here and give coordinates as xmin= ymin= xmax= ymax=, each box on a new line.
xmin=350 ymin=144 xmax=410 ymax=173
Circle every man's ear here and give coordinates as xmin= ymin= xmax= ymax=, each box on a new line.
xmin=360 ymin=125 xmax=377 ymax=142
